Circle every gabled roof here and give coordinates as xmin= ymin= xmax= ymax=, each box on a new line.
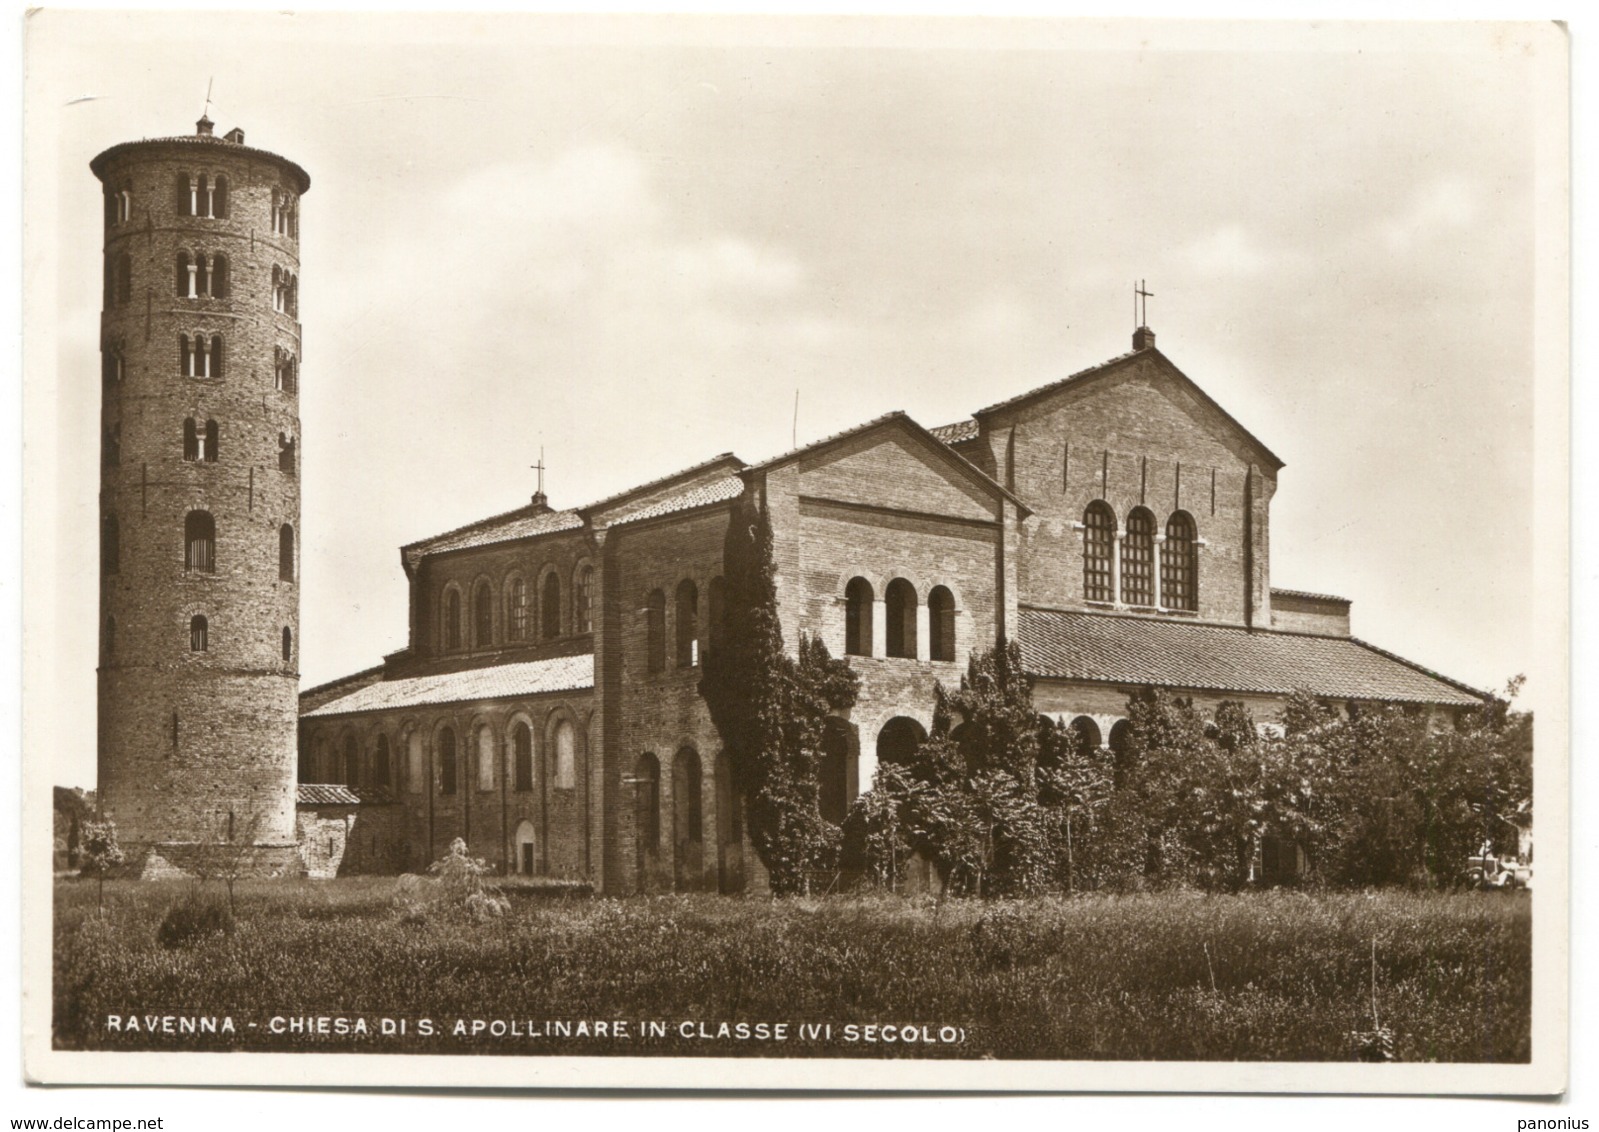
xmin=605 ymin=475 xmax=746 ymax=528
xmin=743 ymin=411 xmax=1032 ymax=518
xmin=302 ymin=654 xmax=593 ymax=718
xmin=1018 ymin=607 xmax=1485 ymax=706
xmin=402 ymin=503 xmax=583 ymax=562
xmin=928 ymin=418 xmax=980 ymax=445
xmin=975 ymin=344 xmax=1285 ymax=472
xmin=579 ymin=453 xmax=745 ymax=521
xmin=1271 ymin=588 xmax=1351 ymax=605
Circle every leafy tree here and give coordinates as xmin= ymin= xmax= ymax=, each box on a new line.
xmin=701 ymin=495 xmax=859 ymax=893
xmin=78 ymin=819 xmax=125 ymax=913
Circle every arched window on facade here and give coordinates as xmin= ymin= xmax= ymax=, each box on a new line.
xmin=406 ymin=732 xmax=424 ymax=795
xmin=552 ymin=719 xmax=576 ymax=789
xmin=439 ymin=728 xmax=458 ymax=795
xmin=101 ymin=513 xmax=119 ymax=574
xmin=573 ymin=564 xmax=594 ymax=634
xmin=707 ymin=576 xmax=727 ymax=659
xmin=183 ymin=418 xmax=198 ymax=460
xmin=541 ymin=571 xmax=561 ymax=640
xmin=845 ymin=577 xmax=874 ymax=656
xmin=1083 ymin=501 xmax=1115 ymax=603
xmin=189 ymin=614 xmax=208 ymax=653
xmin=282 ymin=626 xmax=293 ymax=664
xmin=928 ymin=586 xmax=956 ymax=662
xmin=344 ymin=734 xmax=360 ymax=789
xmin=1162 ymin=511 xmax=1198 ymax=612
xmin=675 ymin=579 xmax=698 ymax=667
xmin=635 ymin=753 xmax=661 ymax=864
xmin=645 ymin=588 xmax=666 ymax=673
xmin=507 ymin=577 xmax=528 ymax=641
xmin=185 ymin=510 xmax=215 ymax=573
xmin=373 ymin=734 xmax=391 ymax=789
xmin=512 ymin=722 xmax=533 ymax=792
xmin=476 ymin=724 xmax=495 ymax=791
xmin=885 ymin=578 xmax=918 ymax=659
xmin=473 ymin=581 xmax=493 ymax=648
xmin=279 ymin=524 xmax=295 ymax=582
xmin=1123 ymin=508 xmax=1155 ymax=607
xmin=444 ymin=590 xmax=462 ymax=651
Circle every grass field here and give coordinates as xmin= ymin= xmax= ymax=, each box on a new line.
xmin=53 ymin=878 xmax=1530 ymax=1061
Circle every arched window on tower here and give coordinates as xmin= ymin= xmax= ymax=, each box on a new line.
xmin=1083 ymin=501 xmax=1115 ymax=603
xmin=844 ymin=577 xmax=874 ymax=656
xmin=885 ymin=578 xmax=917 ymax=659
xmin=279 ymin=524 xmax=295 ymax=582
xmin=645 ymin=588 xmax=666 ymax=673
xmin=282 ymin=626 xmax=293 ymax=664
xmin=1162 ymin=511 xmax=1198 ymax=612
xmin=473 ymin=581 xmax=493 ymax=647
xmin=512 ymin=722 xmax=533 ymax=792
xmin=213 ymin=175 xmax=228 ymax=219
xmin=1123 ymin=508 xmax=1155 ymax=607
xmin=209 ymin=254 xmax=229 ymax=298
xmin=210 ymin=335 xmax=224 ymax=378
xmin=183 ymin=418 xmax=198 ymax=461
xmin=177 ymin=251 xmax=194 ymax=298
xmin=190 ymin=614 xmax=208 ymax=653
xmin=101 ymin=514 xmax=119 ymax=575
xmin=204 ymin=419 xmax=219 ymax=463
xmin=507 ymin=576 xmax=528 ymax=641
xmin=176 ymin=172 xmax=193 ymax=216
xmin=278 ymin=433 xmax=296 ymax=475
xmin=271 ymin=267 xmax=283 ymax=313
xmin=184 ymin=511 xmax=215 ymax=573
xmin=675 ymin=579 xmax=698 ymax=667
xmin=928 ymin=585 xmax=956 ymax=662
xmin=541 ymin=571 xmax=561 ymax=640
xmin=573 ymin=564 xmax=594 ymax=635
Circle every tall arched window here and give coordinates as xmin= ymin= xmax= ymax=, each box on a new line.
xmin=507 ymin=577 xmax=528 ymax=641
xmin=675 ymin=579 xmax=698 ymax=667
xmin=210 ymin=254 xmax=229 ymax=298
xmin=646 ymin=588 xmax=666 ymax=672
xmin=885 ymin=578 xmax=917 ymax=659
xmin=573 ymin=564 xmax=594 ymax=634
xmin=185 ymin=510 xmax=215 ymax=573
xmin=177 ymin=251 xmax=193 ymax=297
xmin=1083 ymin=501 xmax=1115 ymax=603
xmin=204 ymin=419 xmax=219 ymax=462
xmin=444 ymin=590 xmax=462 ymax=651
xmin=175 ymin=172 xmax=192 ymax=216
xmin=512 ymin=722 xmax=533 ymax=792
xmin=928 ymin=586 xmax=956 ymax=662
xmin=1069 ymin=715 xmax=1102 ymax=756
xmin=476 ymin=724 xmax=495 ymax=791
xmin=636 ymin=753 xmax=661 ymax=855
xmin=282 ymin=626 xmax=293 ymax=663
xmin=279 ymin=524 xmax=295 ymax=582
xmin=344 ymin=734 xmax=360 ymax=789
xmin=439 ymin=728 xmax=458 ymax=795
xmin=473 ymin=581 xmax=493 ymax=647
xmin=189 ymin=614 xmax=208 ymax=653
xmin=845 ymin=577 xmax=874 ymax=656
xmin=553 ymin=719 xmax=576 ymax=789
xmin=673 ymin=747 xmax=703 ymax=890
xmin=101 ymin=513 xmax=119 ymax=574
xmin=1162 ymin=511 xmax=1198 ymax=612
xmin=183 ymin=418 xmax=199 ymax=461
xmin=278 ymin=433 xmax=296 ymax=475
xmin=541 ymin=571 xmax=561 ymax=640
xmin=373 ymin=734 xmax=392 ymax=789
xmin=210 ymin=335 xmax=224 ymax=378
xmin=213 ymin=175 xmax=229 ymax=219
xmin=1123 ymin=508 xmax=1155 ymax=607
xmin=707 ymin=576 xmax=727 ymax=658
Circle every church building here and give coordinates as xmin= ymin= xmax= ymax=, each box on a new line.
xmin=296 ymin=324 xmax=1486 ymax=892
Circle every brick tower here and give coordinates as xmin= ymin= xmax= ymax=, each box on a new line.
xmin=92 ymin=118 xmax=309 ymax=875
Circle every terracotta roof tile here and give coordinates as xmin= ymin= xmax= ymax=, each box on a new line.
xmin=406 ymin=506 xmax=583 ymax=557
xmin=607 ymin=475 xmax=745 ymax=526
xmin=303 ymin=654 xmax=593 ymax=718
xmin=1271 ymin=588 xmax=1351 ymax=604
xmin=1018 ymin=608 xmax=1484 ymax=706
xmin=929 ymin=418 xmax=980 ymax=444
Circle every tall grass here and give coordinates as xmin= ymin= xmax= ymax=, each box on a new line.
xmin=54 ymin=880 xmax=1529 ymax=1062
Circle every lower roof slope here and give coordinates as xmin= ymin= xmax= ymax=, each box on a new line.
xmin=303 ymin=654 xmax=593 ymax=719
xmin=1018 ymin=608 xmax=1484 ymax=707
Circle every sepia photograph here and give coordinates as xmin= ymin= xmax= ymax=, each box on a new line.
xmin=20 ymin=11 xmax=1569 ymax=1094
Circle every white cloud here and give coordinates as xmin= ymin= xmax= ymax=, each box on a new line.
xmin=1381 ymin=176 xmax=1480 ymax=251
xmin=1181 ymin=224 xmax=1273 ymax=277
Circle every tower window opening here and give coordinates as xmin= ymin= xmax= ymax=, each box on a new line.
xmin=176 ymin=173 xmax=192 ymax=217
xmin=183 ymin=417 xmax=198 ymax=461
xmin=117 ymin=187 xmax=131 ymax=223
xmin=190 ymin=614 xmax=208 ymax=653
xmin=184 ymin=510 xmax=215 ymax=573
xmin=102 ymin=347 xmax=124 ymax=386
xmin=197 ymin=174 xmax=212 ymax=219
xmin=279 ymin=524 xmax=295 ymax=582
xmin=282 ymin=625 xmax=293 ymax=663
xmin=212 ymin=175 xmax=228 ymax=219
xmin=178 ymin=251 xmax=194 ymax=298
xmin=278 ymin=433 xmax=296 ymax=475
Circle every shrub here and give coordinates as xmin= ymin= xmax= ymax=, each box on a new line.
xmin=968 ymin=902 xmax=1048 ymax=970
xmin=407 ymin=839 xmax=511 ymax=922
xmin=156 ymin=892 xmax=235 ymax=948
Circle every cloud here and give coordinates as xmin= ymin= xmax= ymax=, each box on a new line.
xmin=1181 ymin=224 xmax=1274 ymax=278
xmin=1381 ymin=176 xmax=1480 ymax=252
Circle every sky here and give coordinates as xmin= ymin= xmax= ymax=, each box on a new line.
xmin=26 ymin=13 xmax=1558 ymax=791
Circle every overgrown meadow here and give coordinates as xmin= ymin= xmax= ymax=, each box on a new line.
xmin=55 ymin=879 xmax=1529 ymax=1062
